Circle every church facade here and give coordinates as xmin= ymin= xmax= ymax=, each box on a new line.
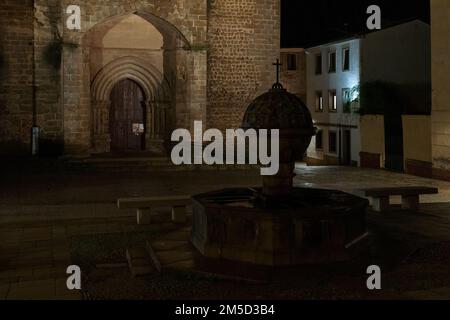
xmin=0 ymin=0 xmax=280 ymax=156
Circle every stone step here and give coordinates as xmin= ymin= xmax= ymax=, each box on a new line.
xmin=151 ymin=240 xmax=188 ymax=251
xmin=163 ymin=230 xmax=191 ymax=241
xmin=126 ymin=247 xmax=156 ymax=277
xmin=67 ymin=159 xmax=181 ymax=172
xmin=165 ymin=259 xmax=195 ymax=270
xmin=65 ymin=157 xmax=260 ymax=173
xmin=157 ymin=250 xmax=196 ymax=266
xmin=146 ymin=240 xmax=196 ymax=273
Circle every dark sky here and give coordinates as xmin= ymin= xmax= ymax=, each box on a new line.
xmin=281 ymin=0 xmax=430 ymax=48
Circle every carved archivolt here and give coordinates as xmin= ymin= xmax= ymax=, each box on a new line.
xmin=91 ymin=56 xmax=171 ymax=103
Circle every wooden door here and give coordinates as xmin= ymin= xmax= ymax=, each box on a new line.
xmin=384 ymin=115 xmax=404 ymax=172
xmin=342 ymin=130 xmax=352 ymax=166
xmin=110 ymin=79 xmax=145 ymax=152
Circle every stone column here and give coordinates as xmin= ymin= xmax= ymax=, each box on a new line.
xmin=145 ymin=100 xmax=166 ymax=155
xmin=92 ymin=100 xmax=111 ymax=154
xmin=159 ymin=104 xmax=167 ymax=138
xmin=144 ymin=100 xmax=154 ymax=143
xmin=188 ymin=50 xmax=207 ymax=132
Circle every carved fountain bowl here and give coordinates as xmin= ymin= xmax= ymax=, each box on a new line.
xmin=191 ymin=188 xmax=369 ymax=266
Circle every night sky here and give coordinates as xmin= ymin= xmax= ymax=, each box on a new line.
xmin=282 ymin=0 xmax=430 ymax=48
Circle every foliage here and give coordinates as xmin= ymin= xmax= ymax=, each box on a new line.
xmin=343 ymin=85 xmax=360 ymax=114
xmin=358 ymin=81 xmax=431 ymax=116
xmin=43 ymin=40 xmax=63 ymax=70
xmin=190 ymin=43 xmax=209 ymax=51
xmin=358 ymin=81 xmax=402 ymax=115
xmin=43 ymin=36 xmax=79 ymax=70
xmin=207 ymin=0 xmax=216 ymax=12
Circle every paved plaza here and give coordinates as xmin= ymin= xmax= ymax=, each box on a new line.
xmin=2 ymin=160 xmax=450 ymax=299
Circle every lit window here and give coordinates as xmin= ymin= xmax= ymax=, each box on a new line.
xmin=329 ymin=90 xmax=337 ymax=112
xmin=315 ymin=54 xmax=322 ymax=75
xmin=316 ymin=91 xmax=324 ymax=112
xmin=287 ymin=54 xmax=297 ymax=71
xmin=328 ymin=51 xmax=336 ymax=73
xmin=343 ymin=47 xmax=350 ymax=71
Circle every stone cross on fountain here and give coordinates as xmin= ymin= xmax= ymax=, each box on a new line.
xmin=272 ymin=59 xmax=284 ymax=89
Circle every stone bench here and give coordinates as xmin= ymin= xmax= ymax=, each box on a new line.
xmin=117 ymin=195 xmax=191 ymax=225
xmin=360 ymin=187 xmax=438 ymax=212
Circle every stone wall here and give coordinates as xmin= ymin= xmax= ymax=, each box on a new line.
xmin=0 ymin=0 xmax=34 ymax=155
xmin=87 ymin=14 xmax=164 ymax=80
xmin=403 ymin=115 xmax=432 ymax=178
xmin=280 ymin=48 xmax=306 ymax=103
xmin=207 ymin=0 xmax=280 ymax=131
xmin=431 ymin=0 xmax=450 ymax=179
xmin=34 ymin=0 xmax=65 ymax=155
xmin=360 ymin=115 xmax=385 ymax=169
xmin=403 ymin=115 xmax=432 ymax=164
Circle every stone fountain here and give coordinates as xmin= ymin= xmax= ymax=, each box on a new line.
xmin=191 ymin=64 xmax=369 ymax=269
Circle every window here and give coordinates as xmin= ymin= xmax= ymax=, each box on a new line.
xmin=315 ymin=54 xmax=322 ymax=75
xmin=287 ymin=54 xmax=297 ymax=71
xmin=328 ymin=51 xmax=336 ymax=73
xmin=328 ymin=90 xmax=337 ymax=112
xmin=315 ymin=91 xmax=324 ymax=112
xmin=343 ymin=47 xmax=350 ymax=71
xmin=329 ymin=131 xmax=337 ymax=154
xmin=342 ymin=88 xmax=351 ymax=113
xmin=316 ymin=130 xmax=323 ymax=150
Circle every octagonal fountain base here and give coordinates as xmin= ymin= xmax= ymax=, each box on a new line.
xmin=191 ymin=188 xmax=369 ymax=267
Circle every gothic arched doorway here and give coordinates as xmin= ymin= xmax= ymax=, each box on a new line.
xmin=81 ymin=12 xmax=203 ymax=156
xmin=109 ymin=79 xmax=146 ymax=152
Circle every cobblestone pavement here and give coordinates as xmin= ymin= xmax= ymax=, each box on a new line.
xmin=0 ymin=216 xmax=172 ymax=300
xmin=0 ymin=220 xmax=79 ymax=300
xmin=2 ymin=160 xmax=450 ymax=299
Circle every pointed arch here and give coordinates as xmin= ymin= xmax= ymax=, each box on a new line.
xmin=91 ymin=56 xmax=171 ymax=102
xmin=80 ymin=1 xmax=197 ymax=50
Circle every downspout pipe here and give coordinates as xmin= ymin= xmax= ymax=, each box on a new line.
xmin=31 ymin=0 xmax=40 ymax=156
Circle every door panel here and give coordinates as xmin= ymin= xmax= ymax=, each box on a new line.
xmin=110 ymin=79 xmax=145 ymax=152
xmin=384 ymin=115 xmax=404 ymax=172
xmin=343 ymin=130 xmax=351 ymax=165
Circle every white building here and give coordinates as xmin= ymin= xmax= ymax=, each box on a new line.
xmin=305 ymin=19 xmax=431 ymax=166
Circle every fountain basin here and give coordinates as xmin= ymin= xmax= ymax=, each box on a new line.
xmin=191 ymin=188 xmax=369 ymax=266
